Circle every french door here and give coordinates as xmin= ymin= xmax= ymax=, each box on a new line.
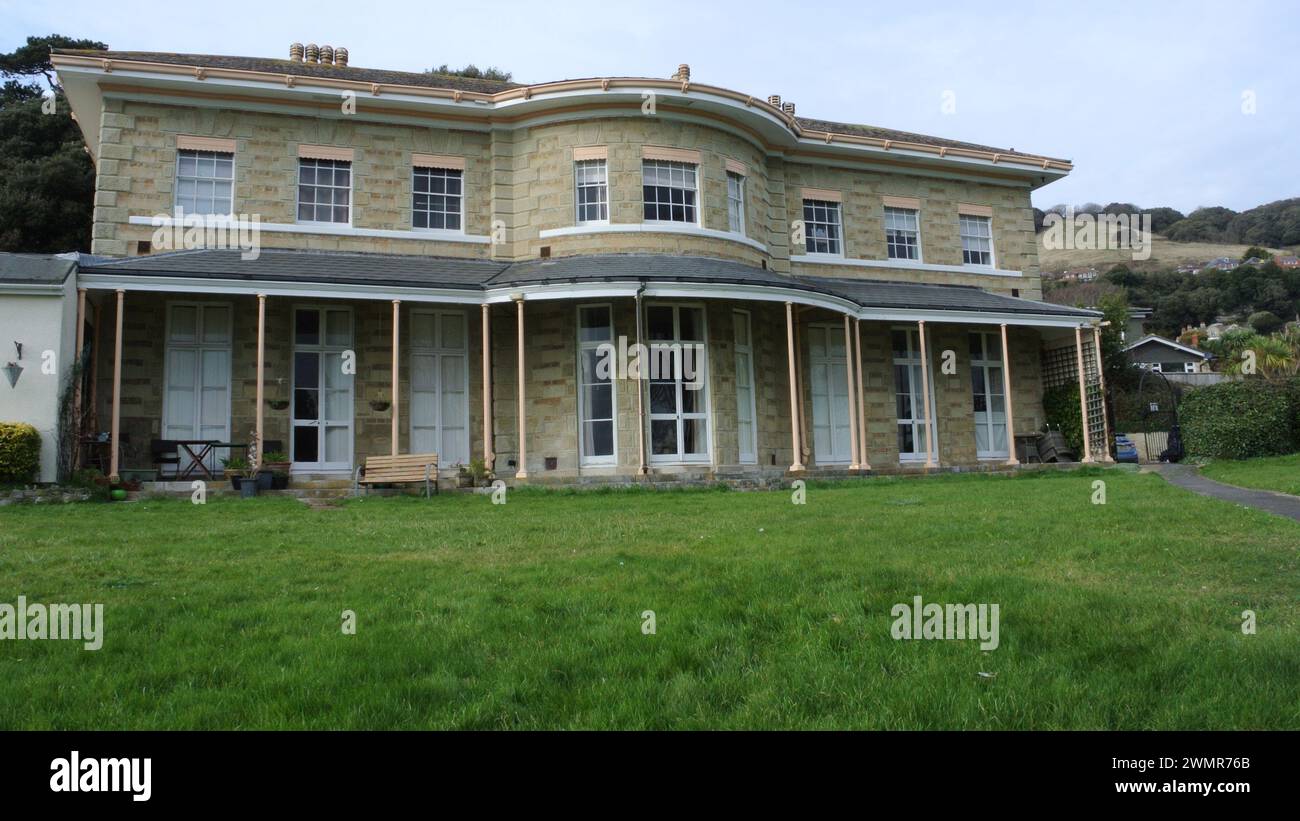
xmin=291 ymin=306 xmax=354 ymax=472
xmin=969 ymin=332 xmax=1009 ymax=458
xmin=409 ymin=309 xmax=469 ymax=467
xmin=647 ymin=304 xmax=710 ymax=464
xmin=892 ymin=327 xmax=936 ymax=461
xmin=807 ymin=323 xmax=852 ymax=464
xmin=162 ymin=302 xmax=231 ymax=475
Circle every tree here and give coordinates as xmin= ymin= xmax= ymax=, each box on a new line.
xmin=1248 ymin=310 xmax=1284 ymax=336
xmin=0 ymin=35 xmax=105 ymax=253
xmin=427 ymin=63 xmax=512 ymax=82
xmin=1146 ymin=207 xmax=1185 ymax=234
xmin=1241 ymin=246 xmax=1272 ymax=262
xmin=1105 ymin=263 xmax=1143 ymax=287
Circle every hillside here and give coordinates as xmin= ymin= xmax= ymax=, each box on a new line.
xmin=1038 ymin=235 xmax=1297 ymax=274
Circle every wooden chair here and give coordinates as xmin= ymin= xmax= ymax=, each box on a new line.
xmin=353 ymin=453 xmax=439 ymax=498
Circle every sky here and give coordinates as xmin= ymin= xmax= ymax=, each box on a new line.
xmin=3 ymin=0 xmax=1296 ymax=214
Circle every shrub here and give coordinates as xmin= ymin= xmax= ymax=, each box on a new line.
xmin=0 ymin=422 xmax=42 ymax=484
xmin=1180 ymin=380 xmax=1297 ymax=459
xmin=1042 ymin=384 xmax=1083 ymax=454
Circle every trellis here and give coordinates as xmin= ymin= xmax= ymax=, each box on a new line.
xmin=1041 ymin=340 xmax=1107 ymax=461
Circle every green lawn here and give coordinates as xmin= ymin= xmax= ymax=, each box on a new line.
xmin=1201 ymin=454 xmax=1300 ymax=497
xmin=1 ymin=468 xmax=1297 ymax=730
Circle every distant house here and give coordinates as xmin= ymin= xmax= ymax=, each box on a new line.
xmin=1125 ymin=335 xmax=1214 ymax=374
xmin=1175 ymin=263 xmax=1202 ymax=275
xmin=1206 ymin=257 xmax=1237 ymax=272
xmin=1242 ymin=257 xmax=1267 ymax=267
xmin=1276 ymin=255 xmax=1300 ymax=269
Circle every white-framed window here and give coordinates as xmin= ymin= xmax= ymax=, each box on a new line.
xmin=733 ymin=310 xmax=757 ymax=464
xmin=726 ymin=171 xmax=746 ymax=234
xmin=969 ymin=331 xmax=1009 ymax=458
xmin=577 ymin=305 xmax=617 ymax=464
xmin=960 ymin=214 xmax=994 ymax=266
xmin=885 ymin=206 xmax=921 ymax=261
xmin=175 ymin=149 xmax=234 ymax=216
xmin=803 ymin=199 xmax=842 ymax=255
xmin=297 ymin=158 xmax=351 ymax=224
xmin=412 ymin=166 xmax=463 ymax=231
xmin=642 ymin=160 xmax=699 ymax=224
xmin=1152 ymin=361 xmax=1196 ymax=374
xmin=892 ymin=327 xmax=936 ymax=460
xmin=409 ymin=309 xmax=470 ymax=467
xmin=574 ymin=160 xmax=609 ymax=225
xmin=646 ymin=303 xmax=709 ymax=463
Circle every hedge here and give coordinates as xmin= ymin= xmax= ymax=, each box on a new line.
xmin=0 ymin=422 xmax=42 ymax=484
xmin=1179 ymin=379 xmax=1298 ymax=459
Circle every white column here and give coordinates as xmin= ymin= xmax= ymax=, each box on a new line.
xmin=1000 ymin=323 xmax=1018 ymax=466
xmin=785 ymin=302 xmax=804 ymax=472
xmin=482 ymin=303 xmax=494 ymax=472
xmin=855 ymin=319 xmax=870 ymax=470
xmin=391 ymin=300 xmax=400 ymax=456
xmin=844 ymin=315 xmax=860 ymax=471
xmin=109 ymin=289 xmax=124 ymax=482
xmin=1075 ymin=326 xmax=1094 ymax=463
xmin=255 ymin=294 xmax=266 ymax=468
xmin=515 ymin=297 xmax=528 ymax=479
xmin=917 ymin=320 xmax=936 ymax=468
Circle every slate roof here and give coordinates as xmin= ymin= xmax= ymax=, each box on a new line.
xmin=78 ymin=249 xmax=1098 ymax=318
xmin=55 ymin=49 xmax=1047 ymax=161
xmin=0 ymin=252 xmax=77 ymax=284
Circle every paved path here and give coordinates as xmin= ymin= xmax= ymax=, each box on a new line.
xmin=1146 ymin=463 xmax=1300 ymax=523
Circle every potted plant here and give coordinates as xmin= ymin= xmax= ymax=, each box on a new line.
xmin=239 ymin=460 xmax=259 ymax=498
xmin=260 ymin=450 xmax=290 ymax=489
xmin=221 ymin=455 xmax=249 ymax=486
xmin=461 ymin=458 xmax=491 ymax=488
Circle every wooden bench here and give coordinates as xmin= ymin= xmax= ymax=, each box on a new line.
xmin=353 ymin=453 xmax=439 ymax=498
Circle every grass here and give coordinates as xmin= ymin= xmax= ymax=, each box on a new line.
xmin=1201 ymin=454 xmax=1300 ymax=497
xmin=1 ymin=468 xmax=1297 ymax=730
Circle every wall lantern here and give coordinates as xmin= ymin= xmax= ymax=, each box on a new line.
xmin=2 ymin=362 xmax=22 ymax=388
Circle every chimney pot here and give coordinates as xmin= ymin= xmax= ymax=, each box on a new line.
xmin=305 ymin=43 xmax=319 ymax=64
xmin=767 ymin=94 xmax=781 ymax=108
xmin=335 ymin=47 xmax=348 ymax=67
xmin=675 ymin=63 xmax=690 ymax=81
xmin=782 ymin=102 xmax=796 ymax=115
xmin=321 ymin=45 xmax=334 ymax=65
xmin=289 ymin=43 xmax=303 ymax=62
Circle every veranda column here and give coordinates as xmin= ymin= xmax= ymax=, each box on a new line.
xmin=481 ymin=303 xmax=494 ymax=472
xmin=1074 ymin=325 xmax=1094 ymax=463
xmin=634 ymin=291 xmax=647 ymax=475
xmin=785 ymin=302 xmax=804 ymax=472
xmin=999 ymin=323 xmax=1019 ymax=466
xmin=109 ymin=289 xmax=124 ymax=482
xmin=917 ymin=320 xmax=936 ymax=468
xmin=843 ymin=315 xmax=860 ymax=471
xmin=72 ymin=288 xmax=87 ymax=469
xmin=255 ymin=294 xmax=266 ymax=468
xmin=391 ymin=300 xmax=400 ymax=456
xmin=1093 ymin=324 xmax=1113 ymax=463
xmin=514 ymin=296 xmax=528 ymax=479
xmin=855 ymin=319 xmax=870 ymax=470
